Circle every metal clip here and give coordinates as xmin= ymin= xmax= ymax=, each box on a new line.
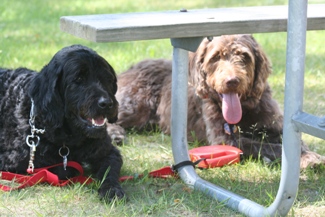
xmin=59 ymin=145 xmax=70 ymax=170
xmin=27 ymin=143 xmax=36 ymax=173
xmin=26 ymin=135 xmax=40 ymax=147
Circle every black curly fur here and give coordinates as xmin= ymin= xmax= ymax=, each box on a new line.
xmin=0 ymin=45 xmax=125 ymax=200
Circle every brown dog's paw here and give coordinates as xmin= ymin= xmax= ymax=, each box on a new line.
xmin=300 ymin=151 xmax=325 ymax=169
xmin=106 ymin=123 xmax=126 ymax=145
xmin=98 ymin=183 xmax=126 ymax=202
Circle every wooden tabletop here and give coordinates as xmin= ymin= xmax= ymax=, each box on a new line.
xmin=60 ymin=4 xmax=325 ymax=43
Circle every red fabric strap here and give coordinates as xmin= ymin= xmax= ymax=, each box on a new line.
xmin=1 ymin=145 xmax=242 ymax=190
xmin=0 ymin=161 xmax=93 ymax=191
xmin=119 ymin=166 xmax=176 ymax=182
xmin=0 ymin=163 xmax=176 ymax=191
xmin=1 ymin=146 xmax=241 ymax=190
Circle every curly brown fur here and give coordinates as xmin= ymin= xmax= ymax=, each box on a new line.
xmin=109 ymin=34 xmax=325 ymax=169
xmin=0 ymin=45 xmax=125 ymax=200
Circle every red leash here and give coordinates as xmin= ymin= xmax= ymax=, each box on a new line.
xmin=0 ymin=146 xmax=242 ymax=191
xmin=0 ymin=162 xmax=176 ymax=191
xmin=0 ymin=161 xmax=93 ymax=191
xmin=119 ymin=166 xmax=177 ymax=182
xmin=119 ymin=145 xmax=243 ymax=182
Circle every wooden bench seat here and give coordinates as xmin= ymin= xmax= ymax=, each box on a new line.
xmin=60 ymin=4 xmax=325 ymax=43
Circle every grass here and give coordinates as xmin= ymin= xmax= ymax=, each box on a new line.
xmin=1 ymin=0 xmax=325 ymax=216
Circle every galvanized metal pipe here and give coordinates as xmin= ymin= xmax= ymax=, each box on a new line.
xmin=170 ymin=1 xmax=308 ymax=215
xmin=170 ymin=40 xmax=271 ymax=216
xmin=265 ymin=1 xmax=308 ymax=215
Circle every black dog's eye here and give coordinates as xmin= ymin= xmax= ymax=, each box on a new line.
xmin=75 ymin=76 xmax=83 ymax=83
xmin=74 ymin=69 xmax=88 ymax=84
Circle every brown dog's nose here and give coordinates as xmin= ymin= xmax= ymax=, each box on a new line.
xmin=98 ymin=97 xmax=113 ymax=109
xmin=226 ymin=77 xmax=240 ymax=88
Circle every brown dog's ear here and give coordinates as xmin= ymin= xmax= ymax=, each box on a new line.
xmin=188 ymin=38 xmax=211 ymax=99
xmin=246 ymin=35 xmax=272 ymax=100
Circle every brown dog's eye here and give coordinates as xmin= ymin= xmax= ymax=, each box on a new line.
xmin=242 ymin=52 xmax=251 ymax=63
xmin=210 ymin=54 xmax=220 ymax=62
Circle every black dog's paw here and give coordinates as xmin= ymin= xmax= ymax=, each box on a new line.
xmin=98 ymin=183 xmax=126 ymax=202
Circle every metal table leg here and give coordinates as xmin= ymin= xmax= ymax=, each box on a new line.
xmin=169 ymin=1 xmax=308 ymax=216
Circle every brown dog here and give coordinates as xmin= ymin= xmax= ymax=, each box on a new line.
xmin=108 ymin=34 xmax=325 ymax=168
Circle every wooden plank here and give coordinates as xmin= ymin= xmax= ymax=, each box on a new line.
xmin=60 ymin=4 xmax=325 ymax=42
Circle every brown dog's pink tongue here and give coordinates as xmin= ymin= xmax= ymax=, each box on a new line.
xmin=222 ymin=93 xmax=242 ymax=124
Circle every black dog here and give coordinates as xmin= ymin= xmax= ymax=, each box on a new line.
xmin=0 ymin=45 xmax=125 ymax=200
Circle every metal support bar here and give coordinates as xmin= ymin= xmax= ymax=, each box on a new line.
xmin=265 ymin=0 xmax=308 ymax=215
xmin=292 ymin=112 xmax=325 ymax=140
xmin=171 ymin=37 xmax=203 ymax=52
xmin=171 ymin=39 xmax=271 ymax=217
xmin=170 ymin=44 xmax=198 ymax=186
xmin=170 ymin=1 xmax=309 ymax=216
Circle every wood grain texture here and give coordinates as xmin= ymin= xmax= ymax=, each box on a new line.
xmin=60 ymin=5 xmax=325 ymax=42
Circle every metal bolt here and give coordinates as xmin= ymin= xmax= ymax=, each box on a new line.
xmin=207 ymin=36 xmax=213 ymax=41
xmin=318 ymin=116 xmax=325 ymax=127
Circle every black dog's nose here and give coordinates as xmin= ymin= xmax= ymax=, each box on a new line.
xmin=98 ymin=97 xmax=113 ymax=109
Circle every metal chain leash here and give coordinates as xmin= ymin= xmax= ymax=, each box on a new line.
xmin=26 ymin=99 xmax=45 ymax=173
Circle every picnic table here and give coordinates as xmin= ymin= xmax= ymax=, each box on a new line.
xmin=60 ymin=2 xmax=325 ymax=217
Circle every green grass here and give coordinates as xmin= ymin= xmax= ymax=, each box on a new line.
xmin=1 ymin=0 xmax=325 ymax=216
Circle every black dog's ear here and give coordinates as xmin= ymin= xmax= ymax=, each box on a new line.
xmin=106 ymin=61 xmax=118 ymax=95
xmin=107 ymin=67 xmax=118 ymax=124
xmin=28 ymin=57 xmax=65 ymax=129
